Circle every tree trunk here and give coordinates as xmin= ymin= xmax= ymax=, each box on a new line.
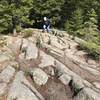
xmin=13 ymin=28 xmax=17 ymax=36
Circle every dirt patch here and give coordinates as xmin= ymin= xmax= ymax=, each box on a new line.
xmin=37 ymin=78 xmax=72 ymax=100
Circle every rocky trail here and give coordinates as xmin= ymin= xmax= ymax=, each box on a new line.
xmin=0 ymin=28 xmax=100 ymax=100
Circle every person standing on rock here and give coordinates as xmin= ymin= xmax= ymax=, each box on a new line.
xmin=42 ymin=17 xmax=51 ymax=33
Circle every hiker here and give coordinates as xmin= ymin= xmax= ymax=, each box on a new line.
xmin=42 ymin=17 xmax=51 ymax=33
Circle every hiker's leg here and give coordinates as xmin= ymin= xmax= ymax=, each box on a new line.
xmin=43 ymin=25 xmax=46 ymax=32
xmin=47 ymin=25 xmax=50 ymax=33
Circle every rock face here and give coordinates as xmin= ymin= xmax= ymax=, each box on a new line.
xmin=22 ymin=39 xmax=38 ymax=60
xmin=0 ymin=83 xmax=7 ymax=95
xmin=32 ymin=68 xmax=48 ymax=86
xmin=73 ymin=88 xmax=100 ymax=100
xmin=7 ymin=37 xmax=22 ymax=54
xmin=93 ymin=82 xmax=100 ymax=90
xmin=0 ymin=54 xmax=10 ymax=63
xmin=7 ymin=71 xmax=44 ymax=100
xmin=0 ymin=65 xmax=15 ymax=83
xmin=0 ymin=29 xmax=100 ymax=100
xmin=39 ymin=51 xmax=55 ymax=68
xmin=80 ymin=63 xmax=100 ymax=75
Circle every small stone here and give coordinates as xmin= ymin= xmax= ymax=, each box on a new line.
xmin=72 ymin=76 xmax=84 ymax=89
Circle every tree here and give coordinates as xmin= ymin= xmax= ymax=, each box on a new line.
xmin=64 ymin=8 xmax=83 ymax=36
xmin=80 ymin=9 xmax=99 ymax=41
xmin=0 ymin=0 xmax=33 ymax=34
xmin=29 ymin=0 xmax=65 ymax=28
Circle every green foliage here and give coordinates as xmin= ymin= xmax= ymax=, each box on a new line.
xmin=21 ymin=29 xmax=33 ymax=38
xmin=64 ymin=8 xmax=83 ymax=36
xmin=30 ymin=0 xmax=65 ymax=26
xmin=80 ymin=41 xmax=100 ymax=60
xmin=80 ymin=9 xmax=99 ymax=41
xmin=24 ymin=68 xmax=31 ymax=76
xmin=0 ymin=0 xmax=33 ymax=33
xmin=36 ymin=36 xmax=42 ymax=48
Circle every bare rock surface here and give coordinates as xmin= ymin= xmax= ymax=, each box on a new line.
xmin=73 ymin=88 xmax=100 ymax=100
xmin=22 ymin=39 xmax=38 ymax=60
xmin=0 ymin=65 xmax=15 ymax=83
xmin=6 ymin=36 xmax=22 ymax=55
xmin=93 ymin=82 xmax=100 ymax=90
xmin=39 ymin=51 xmax=55 ymax=68
xmin=59 ymin=73 xmax=71 ymax=85
xmin=0 ymin=54 xmax=10 ymax=63
xmin=80 ymin=63 xmax=100 ymax=75
xmin=0 ymin=29 xmax=100 ymax=100
xmin=7 ymin=71 xmax=44 ymax=100
xmin=0 ymin=83 xmax=7 ymax=95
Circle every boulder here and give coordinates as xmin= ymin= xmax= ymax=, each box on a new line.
xmin=59 ymin=74 xmax=71 ymax=85
xmin=32 ymin=68 xmax=48 ymax=86
xmin=26 ymin=42 xmax=38 ymax=60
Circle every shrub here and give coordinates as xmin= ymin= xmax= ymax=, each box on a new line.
xmin=21 ymin=28 xmax=33 ymax=38
xmin=36 ymin=36 xmax=42 ymax=48
xmin=80 ymin=41 xmax=100 ymax=60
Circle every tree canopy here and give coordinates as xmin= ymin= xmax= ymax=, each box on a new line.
xmin=0 ymin=0 xmax=100 ymax=33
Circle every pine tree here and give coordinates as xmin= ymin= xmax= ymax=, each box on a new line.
xmin=0 ymin=0 xmax=33 ymax=34
xmin=64 ymin=8 xmax=83 ymax=36
xmin=81 ymin=8 xmax=99 ymax=41
xmin=29 ymin=0 xmax=65 ymax=27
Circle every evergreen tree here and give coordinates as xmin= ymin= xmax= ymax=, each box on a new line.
xmin=0 ymin=0 xmax=33 ymax=34
xmin=29 ymin=0 xmax=65 ymax=27
xmin=64 ymin=8 xmax=83 ymax=36
xmin=81 ymin=9 xmax=99 ymax=41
